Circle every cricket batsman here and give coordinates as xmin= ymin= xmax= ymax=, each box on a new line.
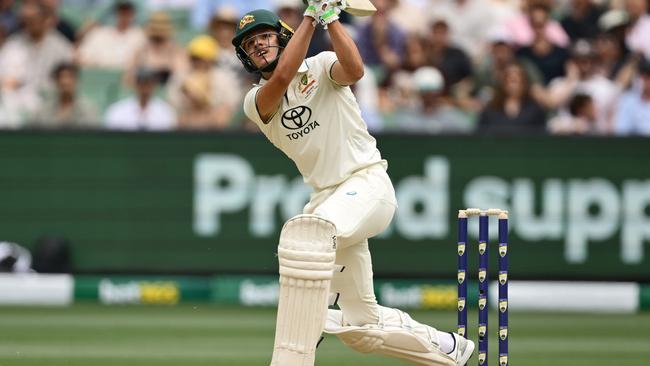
xmin=232 ymin=2 xmax=475 ymax=365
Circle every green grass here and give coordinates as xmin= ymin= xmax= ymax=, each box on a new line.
xmin=0 ymin=304 xmax=649 ymax=365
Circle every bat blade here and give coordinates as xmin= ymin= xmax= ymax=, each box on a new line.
xmin=343 ymin=0 xmax=376 ymax=16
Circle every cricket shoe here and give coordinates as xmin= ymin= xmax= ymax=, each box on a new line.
xmin=448 ymin=332 xmax=474 ymax=366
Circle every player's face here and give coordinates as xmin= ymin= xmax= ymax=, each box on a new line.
xmin=242 ymin=28 xmax=280 ymax=69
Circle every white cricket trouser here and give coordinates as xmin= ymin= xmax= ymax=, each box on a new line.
xmin=303 ymin=163 xmax=397 ymax=326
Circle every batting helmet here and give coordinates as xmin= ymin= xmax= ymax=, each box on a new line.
xmin=231 ymin=9 xmax=294 ymax=73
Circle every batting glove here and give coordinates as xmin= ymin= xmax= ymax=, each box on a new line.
xmin=303 ymin=0 xmax=319 ymax=21
xmin=317 ymin=0 xmax=347 ymax=28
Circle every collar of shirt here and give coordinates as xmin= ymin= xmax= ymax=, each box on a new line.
xmin=257 ymin=60 xmax=308 ymax=86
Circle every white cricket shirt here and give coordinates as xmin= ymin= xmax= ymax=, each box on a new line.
xmin=244 ymin=51 xmax=385 ymax=191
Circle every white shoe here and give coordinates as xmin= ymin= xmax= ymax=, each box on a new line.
xmin=448 ymin=332 xmax=475 ymax=366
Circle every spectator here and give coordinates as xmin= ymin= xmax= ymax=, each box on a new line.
xmin=146 ymin=0 xmax=196 ymax=11
xmin=42 ymin=0 xmax=76 ymax=42
xmin=505 ymin=0 xmax=570 ymax=48
xmin=478 ymin=62 xmax=547 ymax=134
xmin=169 ymin=35 xmax=242 ymax=129
xmin=0 ymin=0 xmax=72 ymax=116
xmin=190 ymin=0 xmax=267 ymax=30
xmin=548 ymin=93 xmax=598 ymax=134
xmin=401 ymin=33 xmax=427 ymax=72
xmin=427 ymin=0 xmax=513 ymax=61
xmin=276 ymin=0 xmax=302 ymax=30
xmin=0 ymin=91 xmax=19 ymax=128
xmin=424 ymin=18 xmax=473 ymax=89
xmin=29 ymin=62 xmax=98 ymax=128
xmin=77 ymin=0 xmax=146 ymax=70
xmin=594 ymin=32 xmax=628 ymax=80
xmin=516 ymin=3 xmax=570 ymax=84
xmin=207 ymin=5 xmax=239 ymax=71
xmin=177 ymin=72 xmax=221 ymax=129
xmin=389 ymin=67 xmax=474 ymax=134
xmin=544 ymin=39 xmax=622 ymax=133
xmin=275 ymin=0 xmax=329 ymax=57
xmin=625 ymin=0 xmax=650 ymax=60
xmin=475 ymin=29 xmax=544 ymax=104
xmin=124 ymin=11 xmax=186 ymax=86
xmin=0 ymin=0 xmax=18 ymax=35
xmin=105 ymin=67 xmax=176 ymax=130
xmin=614 ymin=58 xmax=650 ymax=135
xmin=389 ymin=0 xmax=430 ymax=35
xmin=560 ymin=0 xmax=604 ymax=41
xmin=356 ymin=0 xmax=405 ymax=74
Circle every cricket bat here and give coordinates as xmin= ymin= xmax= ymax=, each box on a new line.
xmin=343 ymin=0 xmax=377 ymax=16
xmin=303 ymin=0 xmax=377 ymax=17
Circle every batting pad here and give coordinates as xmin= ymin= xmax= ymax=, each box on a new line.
xmin=271 ymin=215 xmax=337 ymax=366
xmin=324 ymin=307 xmax=456 ymax=366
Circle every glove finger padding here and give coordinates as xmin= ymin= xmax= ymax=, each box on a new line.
xmin=317 ymin=0 xmax=347 ymax=28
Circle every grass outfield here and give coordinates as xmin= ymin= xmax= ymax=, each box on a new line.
xmin=0 ymin=304 xmax=649 ymax=366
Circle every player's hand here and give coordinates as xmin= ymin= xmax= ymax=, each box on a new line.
xmin=303 ymin=0 xmax=319 ymax=21
xmin=317 ymin=0 xmax=347 ymax=28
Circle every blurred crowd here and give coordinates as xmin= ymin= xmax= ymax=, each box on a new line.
xmin=0 ymin=0 xmax=649 ymax=135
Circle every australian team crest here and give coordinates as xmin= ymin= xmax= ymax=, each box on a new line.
xmin=499 ymin=299 xmax=508 ymax=313
xmin=299 ymin=73 xmax=318 ymax=98
xmin=239 ymin=14 xmax=255 ymax=29
xmin=457 ymin=270 xmax=466 ymax=284
xmin=478 ymin=296 xmax=487 ymax=310
xmin=499 ymin=354 xmax=509 ymax=366
xmin=478 ymin=324 xmax=486 ymax=337
xmin=457 ymin=243 xmax=465 ymax=256
xmin=457 ymin=297 xmax=466 ymax=311
xmin=478 ymin=268 xmax=487 ymax=282
xmin=479 ymin=351 xmax=487 ymax=365
xmin=479 ymin=242 xmax=487 ymax=255
xmin=499 ymin=327 xmax=508 ymax=341
xmin=499 ymin=243 xmax=508 ymax=257
xmin=499 ymin=271 xmax=508 ymax=285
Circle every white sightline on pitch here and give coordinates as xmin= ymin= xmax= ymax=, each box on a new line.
xmin=324 ymin=307 xmax=473 ymax=366
xmin=270 ymin=215 xmax=337 ymax=366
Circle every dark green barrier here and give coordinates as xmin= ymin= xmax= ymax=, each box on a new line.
xmin=1 ymin=132 xmax=649 ymax=280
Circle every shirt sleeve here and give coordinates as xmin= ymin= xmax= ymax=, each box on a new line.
xmin=315 ymin=51 xmax=340 ymax=85
xmin=243 ymin=86 xmax=265 ymax=126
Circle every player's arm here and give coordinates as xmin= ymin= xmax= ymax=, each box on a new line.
xmin=256 ymin=17 xmax=316 ymax=122
xmin=327 ymin=21 xmax=365 ymax=86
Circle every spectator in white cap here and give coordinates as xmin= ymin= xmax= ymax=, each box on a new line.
xmin=389 ymin=66 xmax=474 ymax=133
xmin=207 ymin=5 xmax=240 ymax=71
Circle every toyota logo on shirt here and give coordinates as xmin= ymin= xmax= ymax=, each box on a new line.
xmin=281 ymin=106 xmax=312 ymax=130
xmin=281 ymin=106 xmax=320 ymax=141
